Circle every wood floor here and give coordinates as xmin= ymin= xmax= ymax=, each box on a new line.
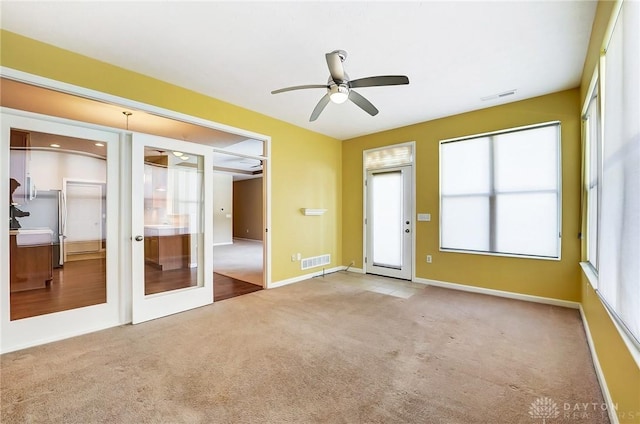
xmin=10 ymin=259 xmax=262 ymax=321
xmin=10 ymin=259 xmax=106 ymax=321
xmin=213 ymin=273 xmax=262 ymax=301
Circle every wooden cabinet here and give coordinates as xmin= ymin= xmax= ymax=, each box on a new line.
xmin=10 ymin=235 xmax=53 ymax=292
xmin=10 ymin=130 xmax=30 ymax=148
xmin=144 ymin=234 xmax=190 ymax=270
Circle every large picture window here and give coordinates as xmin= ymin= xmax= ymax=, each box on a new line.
xmin=440 ymin=122 xmax=561 ymax=259
xmin=586 ymin=0 xmax=640 ymax=344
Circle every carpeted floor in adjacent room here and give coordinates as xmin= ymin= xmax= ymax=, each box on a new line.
xmin=0 ymin=272 xmax=608 ymax=423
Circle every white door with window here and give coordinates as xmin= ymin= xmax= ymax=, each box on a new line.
xmin=131 ymin=133 xmax=213 ymax=324
xmin=1 ymin=111 xmax=120 ymax=353
xmin=365 ymin=166 xmax=413 ymax=280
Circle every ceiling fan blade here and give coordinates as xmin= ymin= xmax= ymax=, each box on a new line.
xmin=348 ymin=90 xmax=379 ymax=116
xmin=271 ymin=84 xmax=328 ymax=94
xmin=310 ymin=93 xmax=331 ymax=122
xmin=325 ymin=51 xmax=346 ymax=83
xmin=349 ymin=75 xmax=410 ymax=89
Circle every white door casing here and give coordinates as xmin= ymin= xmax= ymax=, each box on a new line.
xmin=365 ymin=165 xmax=413 ymax=280
xmin=131 ymin=133 xmax=214 ymax=324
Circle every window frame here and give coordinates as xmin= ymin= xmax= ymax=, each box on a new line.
xmin=439 ymin=121 xmax=562 ymax=260
xmin=580 ymin=0 xmax=640 ymax=354
xmin=583 ymin=79 xmax=602 ymax=276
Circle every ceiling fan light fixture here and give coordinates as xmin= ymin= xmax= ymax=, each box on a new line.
xmin=329 ymin=84 xmax=349 ymax=104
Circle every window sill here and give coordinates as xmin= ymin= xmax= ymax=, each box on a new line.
xmin=580 ymin=262 xmax=640 ymax=368
xmin=579 ymin=262 xmax=598 ymax=289
xmin=440 ymin=247 xmax=560 ymax=261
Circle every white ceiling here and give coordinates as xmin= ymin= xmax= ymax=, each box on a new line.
xmin=0 ymin=1 xmax=597 ymax=140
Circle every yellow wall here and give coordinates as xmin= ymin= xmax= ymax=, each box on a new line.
xmin=0 ymin=30 xmax=342 ymax=283
xmin=233 ymin=178 xmax=264 ymax=241
xmin=578 ymin=1 xmax=640 ymax=422
xmin=582 ymin=276 xmax=640 ymax=423
xmin=344 ymin=90 xmax=582 ymax=301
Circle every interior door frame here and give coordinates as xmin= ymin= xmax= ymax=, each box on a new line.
xmin=2 ymin=67 xmax=272 ymax=334
xmin=213 ymin=148 xmax=267 ymax=288
xmin=62 ymin=178 xmax=106 ymax=263
xmin=362 ymin=142 xmax=415 ymax=281
xmin=0 ymin=109 xmax=121 ymax=353
xmin=131 ymin=132 xmax=214 ymax=324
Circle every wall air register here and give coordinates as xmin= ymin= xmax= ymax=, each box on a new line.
xmin=301 ymin=254 xmax=331 ymax=270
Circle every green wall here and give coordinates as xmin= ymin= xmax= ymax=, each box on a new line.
xmin=0 ymin=30 xmax=342 ymax=283
xmin=343 ymin=89 xmax=582 ymax=301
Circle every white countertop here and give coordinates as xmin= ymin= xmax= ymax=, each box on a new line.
xmin=10 ymin=228 xmax=54 ymax=246
xmin=144 ymin=225 xmax=189 ymax=236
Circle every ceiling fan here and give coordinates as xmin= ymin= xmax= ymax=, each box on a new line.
xmin=271 ymin=50 xmax=409 ymax=122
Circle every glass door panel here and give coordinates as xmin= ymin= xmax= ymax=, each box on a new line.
xmin=366 ymin=166 xmax=412 ymax=280
xmin=370 ymin=171 xmax=403 ymax=268
xmin=132 ymin=133 xmax=213 ymax=324
xmin=1 ymin=112 xmax=120 ymax=353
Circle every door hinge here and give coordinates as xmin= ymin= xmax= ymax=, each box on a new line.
xmin=364 ymin=257 xmax=367 ymax=264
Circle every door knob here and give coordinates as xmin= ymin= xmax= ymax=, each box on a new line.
xmin=134 ymin=235 xmax=143 ymax=241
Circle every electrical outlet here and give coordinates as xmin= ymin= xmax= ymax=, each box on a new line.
xmin=426 ymin=255 xmax=432 ymax=263
xmin=297 ymin=253 xmax=302 ymax=261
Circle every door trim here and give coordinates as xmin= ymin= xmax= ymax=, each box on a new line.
xmin=362 ymin=142 xmax=416 ymax=281
xmin=131 ymin=133 xmax=214 ymax=324
xmin=365 ymin=166 xmax=413 ymax=280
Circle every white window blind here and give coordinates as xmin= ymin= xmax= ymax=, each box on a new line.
xmin=598 ymin=0 xmax=640 ymax=343
xmin=364 ymin=144 xmax=412 ymax=170
xmin=440 ymin=123 xmax=561 ymax=258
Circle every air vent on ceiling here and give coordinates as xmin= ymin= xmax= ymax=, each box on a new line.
xmin=481 ymin=89 xmax=517 ymax=101
xmin=301 ymin=254 xmax=331 ymax=270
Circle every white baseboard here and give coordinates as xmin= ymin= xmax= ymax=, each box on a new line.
xmin=213 ymin=242 xmax=233 ymax=247
xmin=269 ymin=266 xmax=345 ymax=289
xmin=232 ymin=237 xmax=262 ymax=243
xmin=344 ymin=266 xmax=365 ymax=274
xmin=579 ymin=305 xmax=619 ymax=424
xmin=413 ymin=277 xmax=580 ymax=309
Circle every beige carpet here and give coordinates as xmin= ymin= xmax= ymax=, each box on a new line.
xmin=1 ymin=272 xmax=608 ymax=423
xmin=214 ymin=238 xmax=263 ymax=286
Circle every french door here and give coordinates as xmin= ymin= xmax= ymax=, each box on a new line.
xmin=365 ymin=166 xmax=413 ymax=280
xmin=1 ymin=111 xmax=120 ymax=353
xmin=131 ymin=133 xmax=213 ymax=324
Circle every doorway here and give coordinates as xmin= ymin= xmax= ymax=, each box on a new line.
xmin=363 ymin=143 xmax=414 ymax=281
xmin=1 ymin=75 xmax=271 ymax=353
xmin=63 ymin=180 xmax=106 ymax=263
xmin=212 ymin=148 xmax=265 ymax=299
